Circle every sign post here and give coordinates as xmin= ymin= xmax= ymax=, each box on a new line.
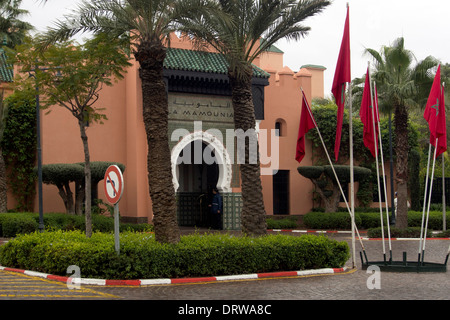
xmin=103 ymin=165 xmax=124 ymax=255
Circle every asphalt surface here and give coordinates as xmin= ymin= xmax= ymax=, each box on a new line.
xmin=0 ymin=230 xmax=448 ymax=308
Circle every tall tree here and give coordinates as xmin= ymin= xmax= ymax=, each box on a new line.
xmin=39 ymin=0 xmax=223 ymax=243
xmin=365 ymin=37 xmax=439 ymax=229
xmin=0 ymin=0 xmax=32 ymax=212
xmin=0 ymin=91 xmax=7 ymax=212
xmin=14 ymin=34 xmax=131 ymax=237
xmin=180 ymin=0 xmax=330 ymax=236
xmin=0 ymin=0 xmax=33 ymax=48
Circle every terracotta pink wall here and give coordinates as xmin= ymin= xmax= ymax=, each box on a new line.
xmin=39 ymin=68 xmax=132 ymax=214
xmin=30 ymin=35 xmax=324 ymax=221
xmin=259 ymin=64 xmax=316 ymax=215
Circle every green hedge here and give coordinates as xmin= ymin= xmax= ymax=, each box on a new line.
xmin=303 ymin=211 xmax=362 ymax=229
xmin=0 ymin=231 xmax=350 ymax=279
xmin=266 ymin=217 xmax=298 ymax=229
xmin=0 ymin=213 xmax=152 ymax=238
xmin=367 ymin=227 xmax=431 ymax=238
xmin=0 ymin=214 xmax=39 ymax=238
xmin=303 ymin=211 xmax=450 ymax=230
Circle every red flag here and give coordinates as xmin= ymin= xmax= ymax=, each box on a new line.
xmin=359 ymin=68 xmax=379 ymax=158
xmin=332 ymin=5 xmax=351 ymax=162
xmin=424 ymin=65 xmax=447 ymax=158
xmin=296 ymin=90 xmax=316 ymax=163
xmin=436 ymin=84 xmax=447 ymax=158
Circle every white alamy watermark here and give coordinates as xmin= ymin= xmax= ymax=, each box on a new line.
xmin=171 ymin=121 xmax=279 ymax=176
xmin=66 ymin=265 xmax=81 ymax=290
xmin=366 ymin=265 xmax=381 ymax=290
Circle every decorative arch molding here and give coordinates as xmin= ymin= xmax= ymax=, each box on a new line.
xmin=171 ymin=131 xmax=233 ymax=193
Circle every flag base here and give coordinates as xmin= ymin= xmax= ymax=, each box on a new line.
xmin=360 ymin=251 xmax=448 ymax=273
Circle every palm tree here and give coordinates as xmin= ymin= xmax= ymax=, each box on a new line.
xmin=179 ymin=0 xmax=331 ymax=236
xmin=365 ymin=37 xmax=439 ymax=229
xmin=40 ymin=0 xmax=222 ymax=244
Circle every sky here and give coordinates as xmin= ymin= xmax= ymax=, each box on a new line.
xmin=20 ymin=0 xmax=450 ymax=97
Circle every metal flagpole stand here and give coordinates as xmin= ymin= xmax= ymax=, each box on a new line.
xmin=104 ymin=165 xmax=124 ymax=255
xmin=360 ymin=75 xmax=447 ymax=273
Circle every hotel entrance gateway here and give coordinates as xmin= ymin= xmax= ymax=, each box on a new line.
xmin=165 ymin=47 xmax=269 ymax=230
xmin=171 ymin=131 xmax=232 ymax=229
xmin=30 ymin=34 xmax=328 ymax=225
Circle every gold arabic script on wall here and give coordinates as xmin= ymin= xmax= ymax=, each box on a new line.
xmin=168 ymin=93 xmax=234 ymax=123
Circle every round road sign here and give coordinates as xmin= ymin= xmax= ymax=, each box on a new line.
xmin=104 ymin=165 xmax=124 ymax=204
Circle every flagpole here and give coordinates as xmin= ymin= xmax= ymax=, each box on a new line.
xmin=344 ymin=2 xmax=356 ymax=268
xmin=443 ymin=152 xmax=446 ymax=231
xmin=419 ymin=143 xmax=432 ymax=263
xmin=367 ymin=64 xmax=387 ymax=262
xmin=344 ymin=1 xmax=356 ymax=270
xmin=300 ymin=87 xmax=367 ymax=264
xmin=442 ymin=83 xmax=446 ymax=232
xmin=374 ymin=90 xmax=393 ymax=261
xmin=348 ymin=81 xmax=356 ymax=268
xmin=422 ymin=138 xmax=438 ymax=264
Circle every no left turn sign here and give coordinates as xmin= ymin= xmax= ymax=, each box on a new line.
xmin=104 ymin=165 xmax=124 ymax=204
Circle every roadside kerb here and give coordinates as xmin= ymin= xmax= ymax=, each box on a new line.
xmin=269 ymin=229 xmax=450 ymax=241
xmin=269 ymin=229 xmax=362 ymax=234
xmin=0 ymin=265 xmax=349 ymax=286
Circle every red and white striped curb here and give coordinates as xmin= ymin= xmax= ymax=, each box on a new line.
xmin=269 ymin=229 xmax=365 ymax=234
xmin=269 ymin=230 xmax=450 ymax=241
xmin=358 ymin=237 xmax=450 ymax=241
xmin=0 ymin=265 xmax=349 ymax=286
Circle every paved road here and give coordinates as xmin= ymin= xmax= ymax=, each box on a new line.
xmin=0 ymin=233 xmax=448 ymax=304
xmin=90 ymin=235 xmax=450 ymax=300
xmin=0 ymin=268 xmax=118 ymax=300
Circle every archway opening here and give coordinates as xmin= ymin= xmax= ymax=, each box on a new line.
xmin=176 ymin=141 xmax=219 ymax=228
xmin=177 ymin=141 xmax=219 ymax=193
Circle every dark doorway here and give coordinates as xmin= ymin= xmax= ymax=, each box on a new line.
xmin=176 ymin=141 xmax=219 ymax=227
xmin=273 ymin=170 xmax=290 ymax=215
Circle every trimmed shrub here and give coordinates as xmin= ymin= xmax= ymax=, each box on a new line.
xmin=303 ymin=211 xmax=362 ymax=230
xmin=323 ymin=165 xmax=372 ymax=184
xmin=41 ymin=163 xmax=84 ymax=185
xmin=367 ymin=227 xmax=431 ymax=238
xmin=303 ymin=210 xmax=449 ymax=231
xmin=359 ymin=212 xmax=384 ymax=229
xmin=0 ymin=214 xmax=38 ymax=237
xmin=407 ymin=211 xmax=450 ymax=230
xmin=0 ymin=231 xmax=350 ymax=279
xmin=297 ymin=166 xmax=324 ymax=179
xmin=266 ymin=217 xmax=298 ymax=229
xmin=0 ymin=212 xmax=153 ymax=237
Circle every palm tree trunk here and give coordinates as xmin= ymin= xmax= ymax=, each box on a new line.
xmin=229 ymin=69 xmax=267 ymax=236
xmin=394 ymin=104 xmax=409 ymax=229
xmin=135 ymin=40 xmax=180 ymax=244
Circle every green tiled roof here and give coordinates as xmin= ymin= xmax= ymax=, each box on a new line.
xmin=265 ymin=44 xmax=283 ymax=54
xmin=260 ymin=39 xmax=284 ymax=54
xmin=0 ymin=49 xmax=13 ymax=82
xmin=164 ymin=47 xmax=270 ymax=79
xmin=300 ymin=64 xmax=327 ymax=70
